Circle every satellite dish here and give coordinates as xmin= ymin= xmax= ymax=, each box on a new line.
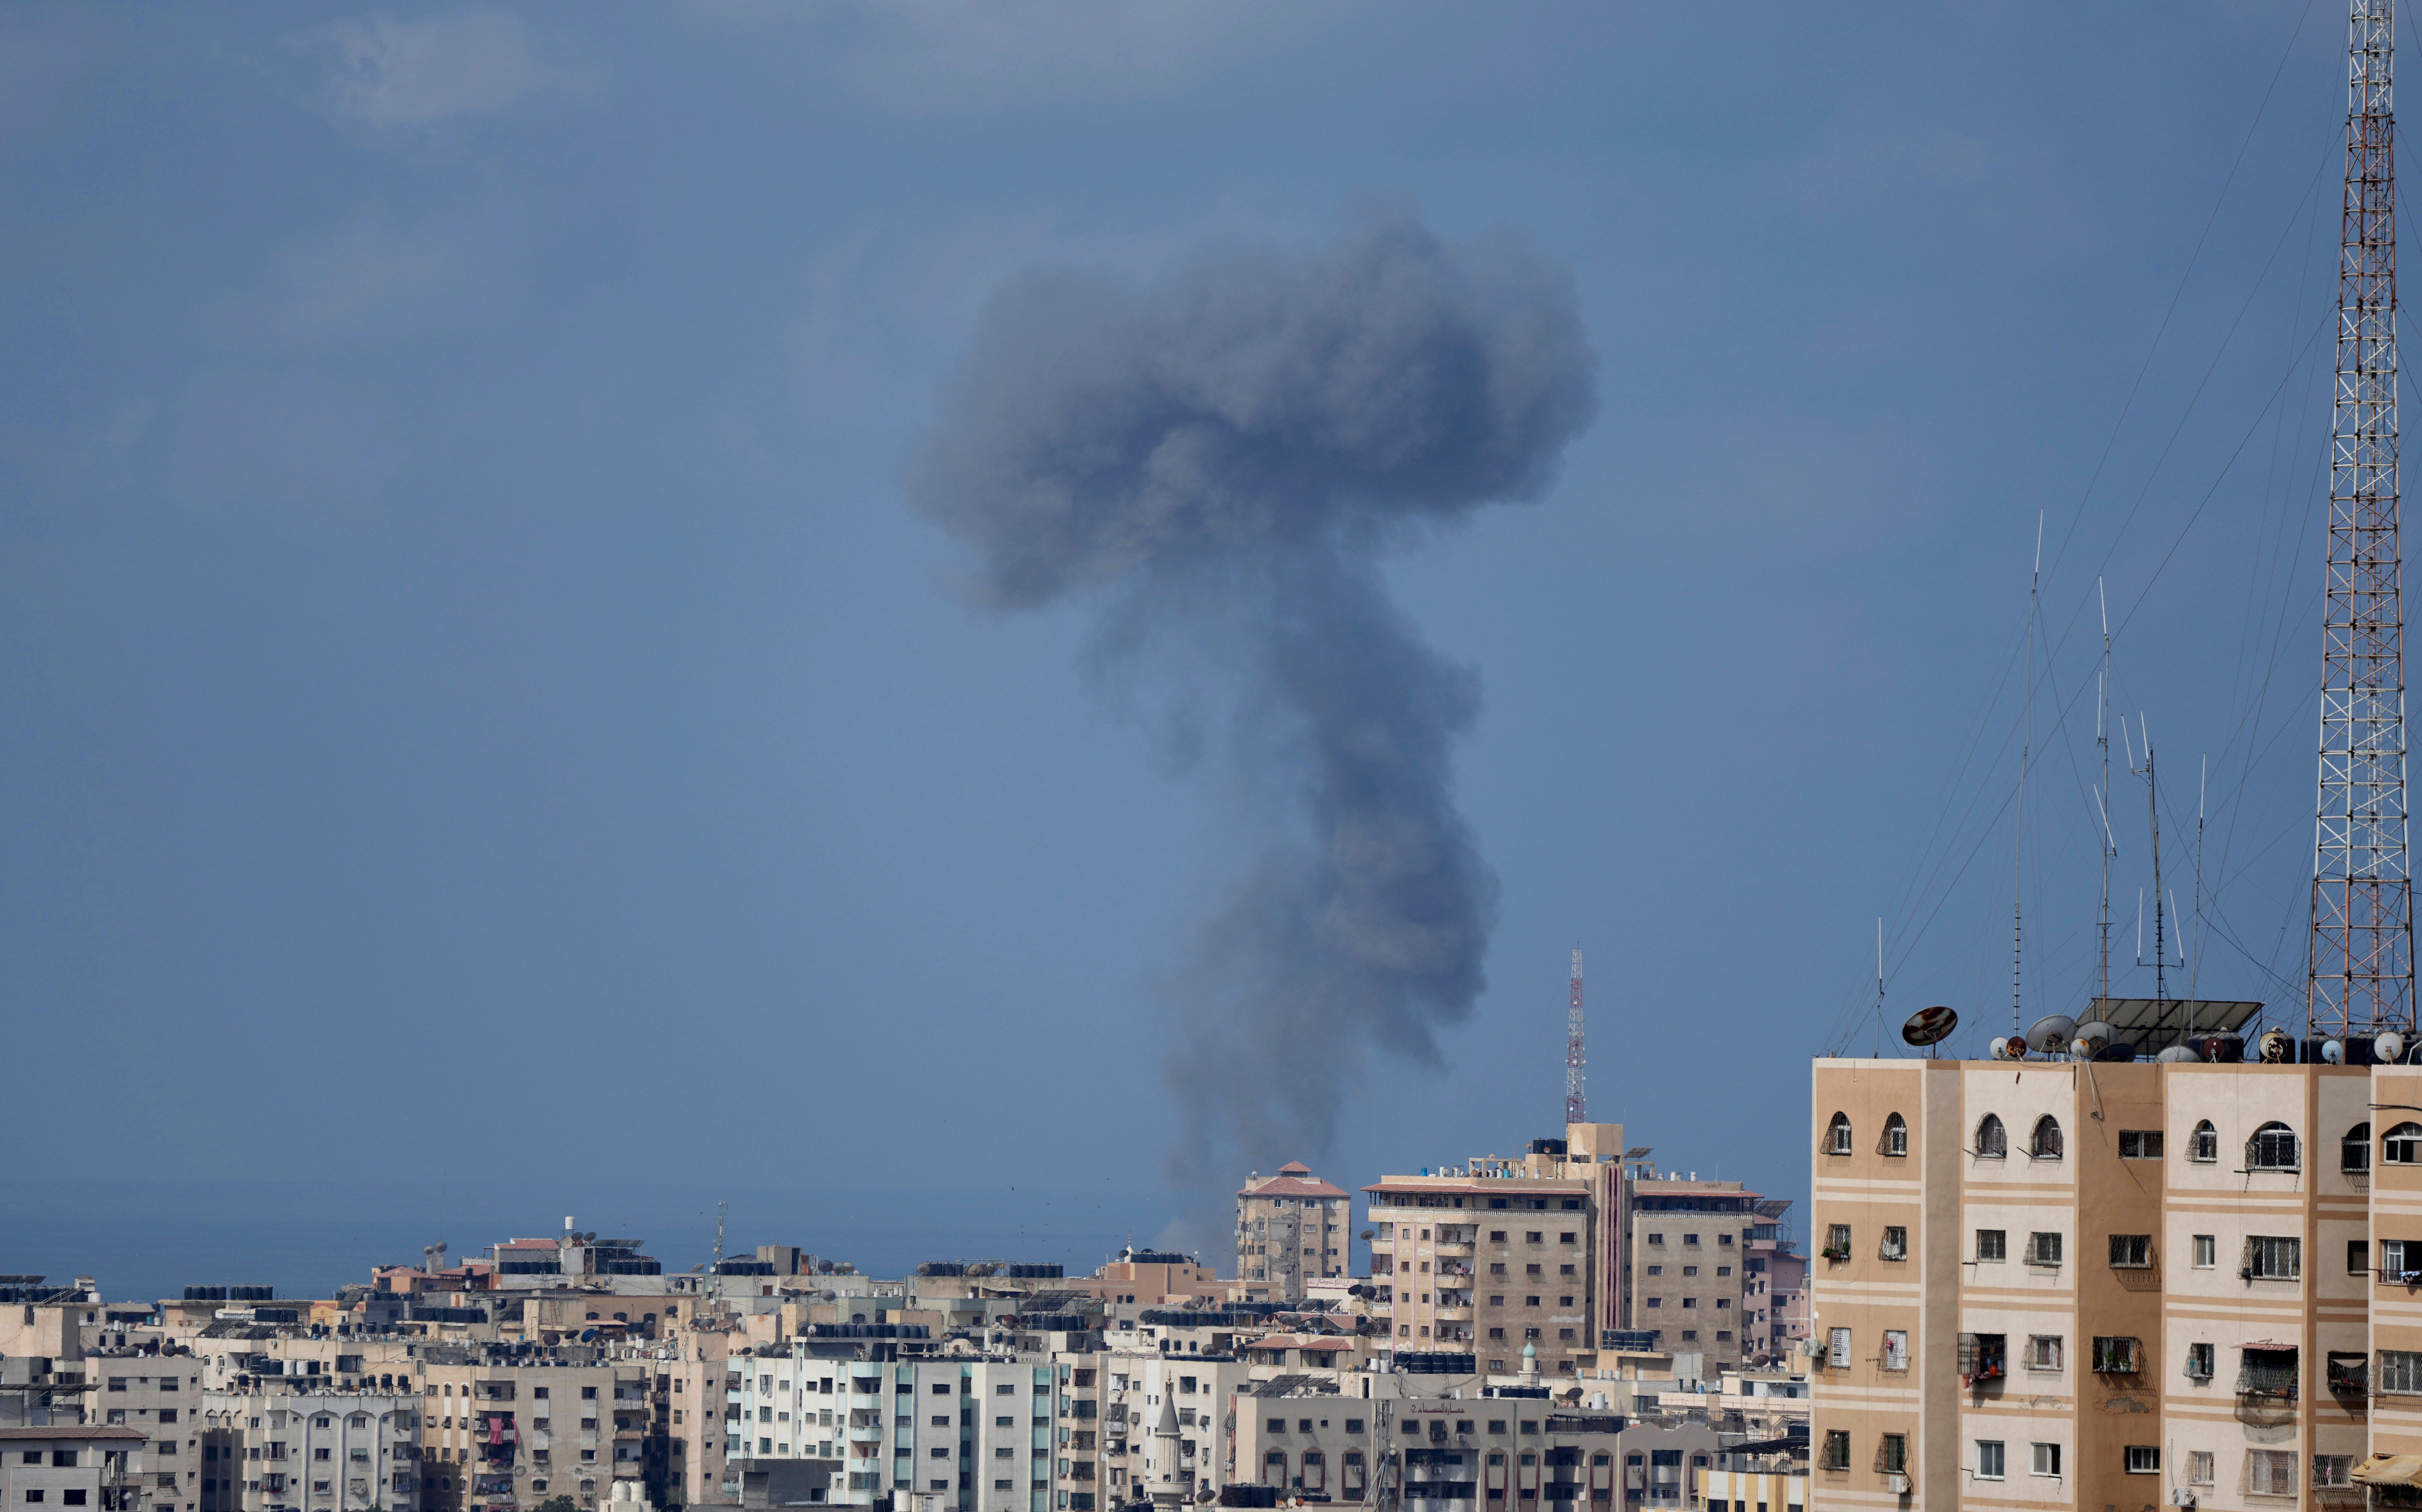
xmin=2156 ymin=1045 xmax=2198 ymax=1064
xmin=2026 ymin=1014 xmax=2077 ymax=1056
xmin=2324 ymin=1039 xmax=2347 ymax=1065
xmin=2381 ymin=1031 xmax=2408 ymax=1064
xmin=1986 ymin=1036 xmax=2011 ymax=1061
xmin=2070 ymin=1021 xmax=2113 ymax=1058
xmin=1901 ymin=1006 xmax=1958 ymax=1046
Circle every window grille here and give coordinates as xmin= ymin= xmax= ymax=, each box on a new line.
xmin=1880 ymin=1114 xmax=1907 ymax=1157
xmin=2107 ymin=1234 xmax=2151 ymax=1269
xmin=2345 ymin=1122 xmax=2373 ymax=1172
xmin=1823 ymin=1114 xmax=1852 ymax=1156
xmin=2243 ymin=1236 xmax=2300 ymax=1281
xmin=1974 ymin=1115 xmax=2006 ymax=1158
xmin=2246 ymin=1122 xmax=2300 ymax=1171
xmin=2388 ymin=1122 xmax=2422 ymax=1164
xmin=2237 ymin=1348 xmax=2298 ymax=1399
xmin=2189 ymin=1120 xmax=2218 ymax=1162
xmin=2090 ymin=1337 xmax=2140 ymax=1374
xmin=2025 ymin=1232 xmax=2063 ymax=1267
xmin=2029 ymin=1116 xmax=2063 ymax=1159
xmin=2243 ymin=1450 xmax=2296 ymax=1498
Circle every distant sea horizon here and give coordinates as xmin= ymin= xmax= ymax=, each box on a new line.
xmin=0 ymin=1177 xmax=1198 ymax=1305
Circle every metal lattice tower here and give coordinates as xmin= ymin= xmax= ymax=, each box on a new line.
xmin=1564 ymin=949 xmax=1585 ymax=1124
xmin=2311 ymin=0 xmax=2419 ymax=1040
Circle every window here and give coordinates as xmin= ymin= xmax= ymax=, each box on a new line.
xmin=1974 ymin=1441 xmax=2004 ymax=1481
xmin=2246 ymin=1235 xmax=2301 ymax=1280
xmin=1974 ymin=1114 xmax=2007 ymax=1158
xmin=2317 ymin=1455 xmax=2355 ymax=1489
xmin=2108 ymin=1234 xmax=2151 ymax=1269
xmin=2190 ymin=1119 xmax=2218 ymax=1161
xmin=1819 ymin=1432 xmax=1849 ymax=1472
xmin=1876 ymin=1435 xmax=1907 ymax=1474
xmin=2124 ymin=1446 xmax=2159 ymax=1475
xmin=1956 ymin=1333 xmax=2005 ymax=1381
xmin=2026 ymin=1232 xmax=2063 ymax=1267
xmin=1879 ymin=1227 xmax=1907 ymax=1261
xmin=2357 ymin=1239 xmax=2379 ymax=1274
xmin=2188 ymin=1451 xmax=2214 ymax=1486
xmin=2390 ymin=1122 xmax=2422 ymax=1163
xmin=2030 ymin=1443 xmax=2061 ymax=1478
xmin=1826 ymin=1327 xmax=1851 ymax=1368
xmin=1882 ymin=1113 xmax=1907 ymax=1157
xmin=1975 ymin=1229 xmax=2006 ymax=1262
xmin=2091 ymin=1337 xmax=2140 ymax=1374
xmin=1881 ymin=1331 xmax=1907 ymax=1371
xmin=2185 ymin=1343 xmax=2215 ymax=1380
xmin=2247 ymin=1122 xmax=2300 ymax=1171
xmin=2239 ymin=1348 xmax=2299 ymax=1398
xmin=2118 ymin=1129 xmax=2163 ymax=1159
xmin=2380 ymin=1349 xmax=2422 ymax=1394
xmin=2246 ymin=1449 xmax=2296 ymax=1498
xmin=2029 ymin=1116 xmax=2064 ymax=1159
xmin=2192 ymin=1234 xmax=2216 ymax=1268
xmin=1823 ymin=1224 xmax=1851 ymax=1261
xmin=2345 ymin=1122 xmax=2373 ymax=1172
xmin=1824 ymin=1113 xmax=1852 ymax=1155
xmin=2025 ymin=1336 xmax=2062 ymax=1370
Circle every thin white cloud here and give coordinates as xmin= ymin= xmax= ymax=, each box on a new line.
xmin=207 ymin=197 xmax=525 ymax=353
xmin=301 ymin=8 xmax=592 ymax=135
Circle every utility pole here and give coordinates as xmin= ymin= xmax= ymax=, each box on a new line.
xmin=2311 ymin=0 xmax=2419 ymax=1040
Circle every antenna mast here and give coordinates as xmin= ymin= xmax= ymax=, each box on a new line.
xmin=712 ymin=1200 xmax=728 ymax=1270
xmin=2013 ymin=513 xmax=2042 ymax=1034
xmin=2097 ymin=578 xmax=2115 ymax=1003
xmin=2312 ymin=0 xmax=2418 ymax=1040
xmin=1564 ymin=949 xmax=1585 ymax=1125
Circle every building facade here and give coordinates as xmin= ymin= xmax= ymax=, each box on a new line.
xmin=1235 ymin=1165 xmax=1352 ymax=1302
xmin=1807 ymin=1052 xmax=2422 ymax=1509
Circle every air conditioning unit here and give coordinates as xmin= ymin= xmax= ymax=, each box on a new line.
xmin=1884 ymin=1472 xmax=1911 ymax=1495
xmin=2167 ymin=1492 xmax=2197 ymax=1509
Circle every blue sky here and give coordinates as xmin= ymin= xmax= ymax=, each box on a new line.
xmin=0 ymin=1 xmax=2366 ymax=1290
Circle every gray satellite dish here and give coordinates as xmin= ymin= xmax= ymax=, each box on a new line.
xmin=2156 ymin=1045 xmax=2198 ymax=1064
xmin=2381 ymin=1031 xmax=2408 ymax=1064
xmin=2070 ymin=1021 xmax=2113 ymax=1058
xmin=1986 ymin=1036 xmax=2009 ymax=1061
xmin=2026 ymin=1014 xmax=2077 ymax=1056
xmin=1901 ymin=1005 xmax=1958 ymax=1046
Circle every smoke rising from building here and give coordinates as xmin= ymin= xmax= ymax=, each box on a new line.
xmin=911 ymin=212 xmax=1597 ymax=1186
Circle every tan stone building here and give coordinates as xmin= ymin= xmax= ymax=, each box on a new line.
xmin=1236 ymin=1165 xmax=1352 ymax=1301
xmin=1807 ymin=1046 xmax=2422 ymax=1509
xmin=1364 ymin=1124 xmax=1630 ymax=1376
xmin=1625 ymin=1179 xmax=1773 ymax=1375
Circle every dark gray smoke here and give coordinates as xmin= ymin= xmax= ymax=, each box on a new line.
xmin=911 ymin=212 xmax=1596 ymax=1185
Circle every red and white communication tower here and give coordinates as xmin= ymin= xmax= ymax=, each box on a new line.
xmin=2310 ymin=0 xmax=2418 ymax=1039
xmin=1564 ymin=949 xmax=1586 ymax=1124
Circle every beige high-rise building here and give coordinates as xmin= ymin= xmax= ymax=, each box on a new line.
xmin=1235 ymin=1164 xmax=1352 ymax=1301
xmin=1364 ymin=1123 xmax=1629 ymax=1376
xmin=1807 ymin=1045 xmax=2422 ymax=1509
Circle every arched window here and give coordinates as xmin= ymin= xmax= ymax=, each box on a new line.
xmin=2388 ymin=1123 xmax=2422 ymax=1164
xmin=1975 ymin=1114 xmax=2007 ymax=1159
xmin=1824 ymin=1113 xmax=1853 ymax=1155
xmin=2190 ymin=1120 xmax=2218 ymax=1162
xmin=1882 ymin=1113 xmax=1909 ymax=1157
xmin=2247 ymin=1122 xmax=2300 ymax=1171
xmin=1263 ymin=1451 xmax=1288 ymax=1488
xmin=2345 ymin=1123 xmax=2374 ymax=1173
xmin=2030 ymin=1115 xmax=2064 ymax=1159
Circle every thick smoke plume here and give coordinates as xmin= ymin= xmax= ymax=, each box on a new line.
xmin=912 ymin=212 xmax=1596 ymax=1186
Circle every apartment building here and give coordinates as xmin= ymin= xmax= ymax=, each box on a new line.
xmin=1100 ymin=1352 xmax=1251 ymax=1508
xmin=193 ymin=1384 xmax=419 ymax=1512
xmin=412 ymin=1358 xmax=632 ymax=1512
xmin=1365 ymin=1124 xmax=1630 ymax=1376
xmin=85 ymin=1353 xmax=204 ymax=1512
xmin=0 ymin=1425 xmax=146 ymax=1512
xmin=1236 ymin=1166 xmax=1352 ymax=1302
xmin=1627 ymin=1181 xmax=1771 ymax=1374
xmin=1807 ymin=1045 xmax=2422 ymax=1509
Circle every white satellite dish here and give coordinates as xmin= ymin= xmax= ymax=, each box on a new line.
xmin=2324 ymin=1040 xmax=2346 ymax=1065
xmin=2380 ymin=1031 xmax=2407 ymax=1065
xmin=2026 ymin=1014 xmax=2077 ymax=1056
xmin=1985 ymin=1036 xmax=2008 ymax=1061
xmin=2156 ymin=1045 xmax=2198 ymax=1064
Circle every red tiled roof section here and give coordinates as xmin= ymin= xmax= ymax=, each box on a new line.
xmin=1279 ymin=1162 xmax=1311 ymax=1174
xmin=1241 ymin=1176 xmax=1349 ymax=1198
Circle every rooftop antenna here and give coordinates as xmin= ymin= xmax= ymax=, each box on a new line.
xmin=2188 ymin=757 xmax=2208 ymax=1033
xmin=2097 ymin=578 xmax=2116 ymax=1003
xmin=2013 ymin=511 xmax=2043 ymax=1036
xmin=711 ymin=1200 xmax=728 ymax=1271
xmin=1876 ymin=917 xmax=1885 ymax=1053
xmin=1564 ymin=948 xmax=1586 ymax=1126
xmin=2132 ymin=714 xmax=2169 ymax=1003
xmin=2309 ymin=0 xmax=2418 ymax=1040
